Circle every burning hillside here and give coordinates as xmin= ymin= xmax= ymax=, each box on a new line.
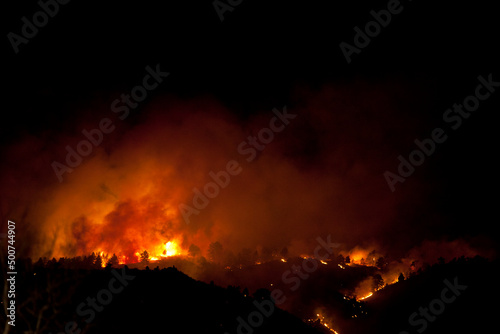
xmin=2 ymin=0 xmax=498 ymax=333
xmin=3 ymin=93 xmax=495 ymax=266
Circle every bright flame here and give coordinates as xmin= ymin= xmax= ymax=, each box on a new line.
xmin=133 ymin=240 xmax=183 ymax=263
xmin=94 ymin=250 xmax=108 ymax=267
xmin=163 ymin=241 xmax=179 ymax=257
xmin=320 ymin=260 xmax=328 ymax=265
xmin=308 ymin=313 xmax=340 ymax=334
xmin=343 ymin=247 xmax=380 ymax=266
xmin=357 ymin=292 xmax=373 ymax=301
xmin=281 ymin=258 xmax=287 ymax=263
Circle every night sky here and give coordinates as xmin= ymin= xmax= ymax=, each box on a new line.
xmin=2 ymin=0 xmax=499 ymax=260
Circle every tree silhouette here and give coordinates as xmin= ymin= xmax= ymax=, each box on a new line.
xmin=106 ymin=253 xmax=119 ymax=268
xmin=376 ymin=256 xmax=386 ymax=268
xmin=34 ymin=257 xmax=44 ymax=268
xmin=84 ymin=252 xmax=97 ymax=269
xmin=45 ymin=257 xmax=58 ymax=269
xmin=140 ymin=250 xmax=150 ymax=264
xmin=95 ymin=254 xmax=103 ymax=269
xmin=372 ymin=274 xmax=384 ymax=290
xmin=208 ymin=242 xmax=223 ymax=263
xmin=188 ymin=244 xmax=201 ymax=257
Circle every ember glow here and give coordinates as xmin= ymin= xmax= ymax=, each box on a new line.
xmin=306 ymin=312 xmax=340 ymax=334
xmin=2 ymin=89 xmax=494 ymax=270
xmin=164 ymin=241 xmax=179 ymax=257
xmin=357 ymin=292 xmax=373 ymax=301
xmin=134 ymin=240 xmax=183 ymax=262
xmin=3 ymin=2 xmax=497 ymax=334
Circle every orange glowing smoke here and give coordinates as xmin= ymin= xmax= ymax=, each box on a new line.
xmin=20 ymin=91 xmax=409 ymax=263
xmin=342 ymin=246 xmax=382 ymax=267
xmin=2 ymin=89 xmax=491 ymax=266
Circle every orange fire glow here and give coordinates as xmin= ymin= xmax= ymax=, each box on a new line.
xmin=136 ymin=240 xmax=183 ymax=262
xmin=357 ymin=292 xmax=373 ymax=301
xmin=308 ymin=312 xmax=340 ymax=334
xmin=3 ymin=90 xmax=487 ymax=278
xmin=164 ymin=241 xmax=179 ymax=257
xmin=343 ymin=247 xmax=380 ymax=266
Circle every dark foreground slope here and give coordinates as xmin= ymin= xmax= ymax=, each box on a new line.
xmin=346 ymin=256 xmax=499 ymax=334
xmin=3 ymin=264 xmax=322 ymax=334
xmin=2 ymin=256 xmax=497 ymax=334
